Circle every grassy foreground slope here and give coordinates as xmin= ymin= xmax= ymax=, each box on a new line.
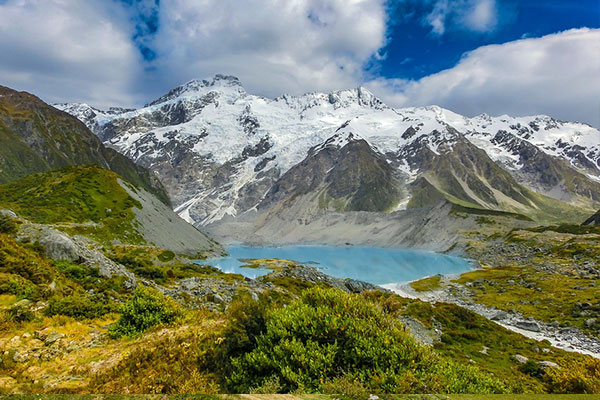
xmin=459 ymin=224 xmax=600 ymax=336
xmin=0 ymin=219 xmax=598 ymax=396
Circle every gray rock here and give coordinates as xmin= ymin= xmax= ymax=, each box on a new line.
xmin=490 ymin=310 xmax=509 ymax=321
xmin=344 ymin=278 xmax=381 ymax=294
xmin=538 ymin=360 xmax=560 ymax=369
xmin=0 ymin=209 xmax=17 ymax=218
xmin=513 ymin=354 xmax=529 ymax=364
xmin=585 ymin=318 xmax=597 ymax=328
xmin=44 ymin=332 xmax=65 ymax=346
xmin=212 ymin=294 xmax=225 ymax=304
xmin=515 ymin=320 xmax=541 ymax=332
xmin=37 ymin=230 xmax=79 ymax=262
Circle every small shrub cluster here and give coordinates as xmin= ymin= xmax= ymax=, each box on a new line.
xmin=545 ymin=358 xmax=600 ymax=394
xmin=0 ymin=214 xmax=18 ymax=235
xmin=0 ymin=272 xmax=39 ymax=299
xmin=110 ymin=286 xmax=183 ymax=338
xmin=54 ymin=260 xmax=100 ymax=283
xmin=4 ymin=304 xmax=35 ymax=323
xmin=45 ymin=295 xmax=118 ymax=319
xmin=157 ymin=250 xmax=175 ymax=262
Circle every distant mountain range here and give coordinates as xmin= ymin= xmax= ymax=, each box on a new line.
xmin=55 ymin=74 xmax=600 ymax=246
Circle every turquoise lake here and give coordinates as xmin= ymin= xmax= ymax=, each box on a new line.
xmin=196 ymin=245 xmax=473 ymax=285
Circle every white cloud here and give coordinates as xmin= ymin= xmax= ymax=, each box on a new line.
xmin=366 ymin=28 xmax=600 ymax=127
xmin=0 ymin=0 xmax=142 ymax=107
xmin=424 ymin=0 xmax=498 ymax=36
xmin=149 ymin=0 xmax=388 ymax=98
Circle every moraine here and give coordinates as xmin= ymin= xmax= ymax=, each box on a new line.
xmin=196 ymin=245 xmax=473 ymax=284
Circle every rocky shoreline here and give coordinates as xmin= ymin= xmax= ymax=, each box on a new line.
xmin=385 ymin=279 xmax=600 ymax=359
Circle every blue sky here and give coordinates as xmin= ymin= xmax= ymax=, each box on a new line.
xmin=0 ymin=0 xmax=598 ymax=126
xmin=378 ymin=0 xmax=600 ymax=80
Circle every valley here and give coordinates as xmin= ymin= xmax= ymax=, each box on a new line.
xmin=0 ymin=80 xmax=599 ymax=395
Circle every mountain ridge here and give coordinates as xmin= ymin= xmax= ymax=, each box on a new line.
xmin=55 ymin=75 xmax=600 ymax=232
xmin=0 ymin=85 xmax=170 ymax=205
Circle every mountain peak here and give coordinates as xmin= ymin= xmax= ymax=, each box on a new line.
xmin=147 ymin=74 xmax=245 ymax=107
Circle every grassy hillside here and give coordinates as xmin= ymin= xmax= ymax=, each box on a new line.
xmin=0 ymin=85 xmax=170 ymax=205
xmin=0 ymin=165 xmax=222 ymax=258
xmin=0 ymin=165 xmax=144 ymax=244
xmin=0 ymin=206 xmax=598 ymax=396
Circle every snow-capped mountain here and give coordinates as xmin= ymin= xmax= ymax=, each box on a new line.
xmin=55 ymin=74 xmax=600 ymax=229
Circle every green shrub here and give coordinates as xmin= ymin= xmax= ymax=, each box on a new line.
xmin=45 ymin=294 xmax=117 ymax=319
xmin=0 ymin=214 xmax=18 ymax=235
xmin=110 ymin=286 xmax=182 ymax=338
xmin=5 ymin=304 xmax=35 ymax=323
xmin=54 ymin=260 xmax=100 ymax=283
xmin=0 ymin=272 xmax=39 ymax=299
xmin=545 ymin=358 xmax=600 ymax=393
xmin=519 ymin=360 xmax=544 ymax=378
xmin=208 ymin=291 xmax=270 ymax=376
xmin=225 ymin=287 xmax=506 ymax=394
xmin=157 ymin=250 xmax=175 ymax=262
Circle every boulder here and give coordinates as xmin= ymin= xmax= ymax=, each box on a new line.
xmin=44 ymin=332 xmax=65 ymax=346
xmin=37 ymin=230 xmax=79 ymax=262
xmin=515 ymin=320 xmax=541 ymax=332
xmin=538 ymin=360 xmax=560 ymax=369
xmin=513 ymin=354 xmax=529 ymax=364
xmin=585 ymin=318 xmax=597 ymax=329
xmin=490 ymin=310 xmax=509 ymax=321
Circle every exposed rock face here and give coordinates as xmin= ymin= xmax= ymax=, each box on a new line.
xmin=36 ymin=230 xmax=80 ymax=262
xmin=56 ymin=75 xmax=600 ymax=239
xmin=16 ymin=223 xmax=135 ymax=279
xmin=261 ymin=133 xmax=404 ymax=213
xmin=262 ymin=265 xmax=388 ymax=295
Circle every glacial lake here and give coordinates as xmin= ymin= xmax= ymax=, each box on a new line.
xmin=196 ymin=245 xmax=473 ymax=285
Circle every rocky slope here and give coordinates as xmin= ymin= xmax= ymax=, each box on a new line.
xmin=56 ymin=75 xmax=600 ymax=241
xmin=0 ymin=85 xmax=169 ymax=205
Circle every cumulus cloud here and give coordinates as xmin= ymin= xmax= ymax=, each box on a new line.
xmin=366 ymin=28 xmax=600 ymax=127
xmin=148 ymin=0 xmax=387 ymax=98
xmin=0 ymin=0 xmax=143 ymax=107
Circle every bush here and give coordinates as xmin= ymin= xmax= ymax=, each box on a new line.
xmin=519 ymin=360 xmax=544 ymax=378
xmin=110 ymin=286 xmax=182 ymax=338
xmin=545 ymin=358 xmax=600 ymax=393
xmin=206 ymin=291 xmax=271 ymax=378
xmin=225 ymin=287 xmax=505 ymax=394
xmin=5 ymin=304 xmax=35 ymax=323
xmin=0 ymin=214 xmax=18 ymax=235
xmin=54 ymin=260 xmax=100 ymax=283
xmin=45 ymin=294 xmax=117 ymax=319
xmin=0 ymin=272 xmax=39 ymax=299
xmin=157 ymin=250 xmax=175 ymax=262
